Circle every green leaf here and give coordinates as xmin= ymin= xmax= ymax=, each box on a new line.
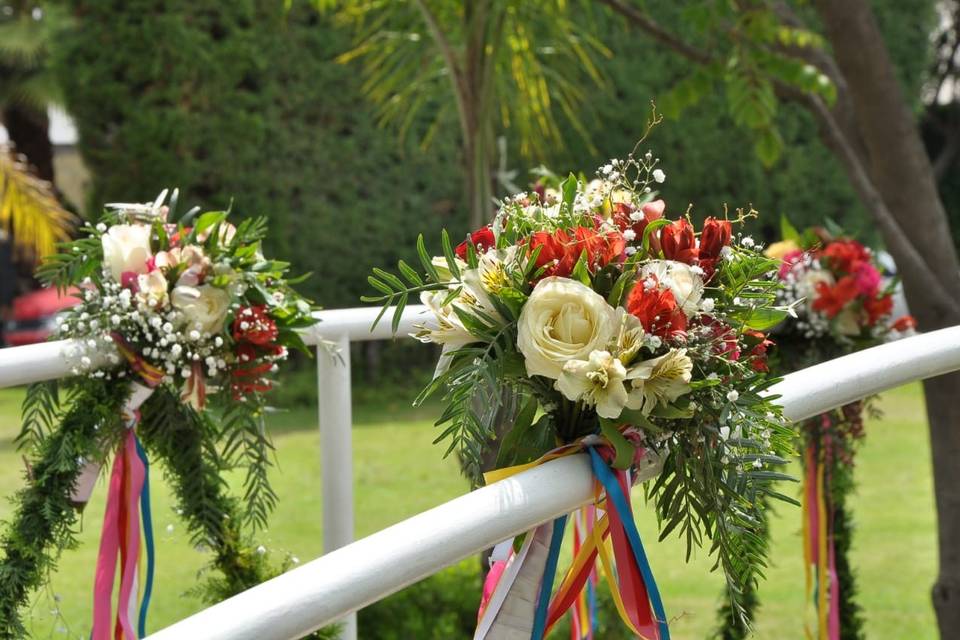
xmin=441 ymin=229 xmax=461 ymax=280
xmin=193 ymin=211 xmax=228 ymax=237
xmin=779 ymin=214 xmax=800 ymax=243
xmin=417 ymin=234 xmax=441 ymax=283
xmin=755 ymin=127 xmax=783 ymax=167
xmin=560 ymin=173 xmax=578 ymax=210
xmin=729 ymin=306 xmax=788 ymax=331
xmin=496 ymin=395 xmax=539 ymax=468
xmin=569 ymin=250 xmax=592 ymax=286
xmin=397 ymin=260 xmax=423 ymax=287
xmin=599 ymin=419 xmax=636 ymax=470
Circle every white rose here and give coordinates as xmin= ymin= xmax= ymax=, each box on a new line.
xmin=517 ymin=277 xmax=617 ymax=380
xmin=640 ymin=260 xmax=704 ymax=317
xmin=101 ymin=224 xmax=152 ymax=281
xmin=171 ymin=285 xmax=230 ymax=334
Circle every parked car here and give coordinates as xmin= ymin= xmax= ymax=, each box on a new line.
xmin=4 ymin=287 xmax=81 ymax=346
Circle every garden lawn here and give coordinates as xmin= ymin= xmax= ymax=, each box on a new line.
xmin=0 ymin=383 xmax=937 ymax=639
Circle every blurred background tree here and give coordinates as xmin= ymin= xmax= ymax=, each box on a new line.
xmin=0 ymin=1 xmax=66 ymax=182
xmin=322 ymin=0 xmax=609 ymax=230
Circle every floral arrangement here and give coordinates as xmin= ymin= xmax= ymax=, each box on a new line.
xmin=367 ymin=152 xmax=796 ymax=638
xmin=0 ymin=191 xmax=332 ymax=640
xmin=725 ymin=220 xmax=915 ymax=640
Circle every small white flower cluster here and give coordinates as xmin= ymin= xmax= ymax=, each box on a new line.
xmin=57 ymin=275 xmax=232 ymax=386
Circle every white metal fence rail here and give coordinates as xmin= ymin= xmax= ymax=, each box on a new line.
xmin=0 ymin=305 xmax=428 ymax=640
xmin=140 ymin=324 xmax=960 ymax=640
xmin=3 ymin=313 xmax=959 ymax=640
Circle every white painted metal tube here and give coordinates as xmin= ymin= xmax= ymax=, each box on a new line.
xmin=316 ymin=336 xmax=357 ymax=640
xmin=146 ymin=325 xmax=960 ymax=640
xmin=0 ymin=305 xmax=428 ymax=389
xmin=769 ymin=325 xmax=960 ymax=422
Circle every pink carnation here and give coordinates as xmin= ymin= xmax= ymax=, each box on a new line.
xmin=778 ymin=249 xmax=805 ymax=280
xmin=853 ymin=261 xmax=882 ymax=297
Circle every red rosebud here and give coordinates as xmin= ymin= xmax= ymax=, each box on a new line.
xmin=625 ymin=277 xmax=687 ymax=338
xmin=660 ymin=219 xmax=698 ymax=264
xmin=232 ymin=305 xmax=279 ymax=346
xmin=455 ymin=226 xmax=496 ymax=259
xmin=699 ymin=217 xmax=732 ymax=260
xmin=612 ymin=199 xmax=665 ymax=254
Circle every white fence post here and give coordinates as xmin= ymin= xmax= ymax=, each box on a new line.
xmin=316 ymin=335 xmax=357 ymax=640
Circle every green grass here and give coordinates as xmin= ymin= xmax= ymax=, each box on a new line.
xmin=0 ymin=383 xmax=937 ymax=638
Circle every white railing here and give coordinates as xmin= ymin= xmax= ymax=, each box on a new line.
xmin=137 ymin=324 xmax=960 ymax=640
xmin=0 ymin=305 xmax=429 ymax=640
xmin=4 ymin=315 xmax=960 ymax=640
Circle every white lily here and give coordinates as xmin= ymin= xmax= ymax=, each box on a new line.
xmin=556 ymin=350 xmax=629 ymax=419
xmin=625 ymin=348 xmax=694 ymax=414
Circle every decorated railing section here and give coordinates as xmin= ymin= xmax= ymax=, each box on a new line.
xmin=0 ymin=304 xmax=428 ymax=640
xmin=143 ymin=326 xmax=960 ymax=640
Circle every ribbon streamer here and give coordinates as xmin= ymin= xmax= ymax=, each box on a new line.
xmin=89 ymin=336 xmax=162 ymax=640
xmin=802 ymin=443 xmax=840 ymax=640
xmin=473 ymin=441 xmax=669 ymax=640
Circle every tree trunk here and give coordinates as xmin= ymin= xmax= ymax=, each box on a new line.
xmin=813 ymin=1 xmax=960 ymax=636
xmin=3 ymin=105 xmax=54 ymax=183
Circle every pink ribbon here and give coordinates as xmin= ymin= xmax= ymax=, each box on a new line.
xmin=92 ymin=430 xmax=145 ymax=640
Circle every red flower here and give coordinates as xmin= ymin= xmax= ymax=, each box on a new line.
xmin=625 ymin=278 xmax=687 ymax=338
xmin=863 ymin=294 xmax=893 ymax=325
xmin=743 ymin=329 xmax=774 ymax=372
xmin=660 ymin=219 xmax=698 ymax=264
xmin=526 ymin=227 xmax=625 ymax=280
xmin=702 ymin=317 xmax=740 ymax=360
xmin=574 ymin=226 xmax=626 ymax=269
xmin=455 ymin=226 xmax=496 ymax=259
xmin=892 ymin=315 xmax=917 ymax=332
xmin=698 ymin=217 xmax=732 ymax=281
xmin=232 ymin=306 xmax=279 ymax=346
xmin=699 ymin=217 xmax=732 ymax=259
xmin=812 ymin=276 xmax=860 ymax=318
xmin=230 ymin=343 xmax=277 ymax=399
xmin=821 ymin=240 xmax=871 ymax=275
xmin=528 ymin=229 xmax=577 ymax=279
xmin=612 ymin=199 xmax=665 ymax=255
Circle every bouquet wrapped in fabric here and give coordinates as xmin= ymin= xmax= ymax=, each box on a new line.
xmin=368 ymin=153 xmax=796 ymax=639
xmin=0 ymin=191 xmax=323 ymax=640
xmin=764 ymin=221 xmax=914 ymax=640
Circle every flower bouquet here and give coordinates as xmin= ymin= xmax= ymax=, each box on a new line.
xmin=763 ymin=221 xmax=915 ymax=640
xmin=0 ymin=191 xmax=323 ymax=639
xmin=367 ymin=153 xmax=796 ymax=639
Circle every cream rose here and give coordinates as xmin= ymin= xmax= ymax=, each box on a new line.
xmin=171 ymin=284 xmax=230 ymax=334
xmin=640 ymin=260 xmax=704 ymax=317
xmin=517 ymin=277 xmax=617 ymax=380
xmin=101 ymin=224 xmax=152 ymax=281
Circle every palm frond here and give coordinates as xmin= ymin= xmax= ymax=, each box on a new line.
xmin=0 ymin=145 xmax=76 ymax=262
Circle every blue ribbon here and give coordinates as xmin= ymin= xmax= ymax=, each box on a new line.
xmin=135 ymin=437 xmax=155 ymax=637
xmin=588 ymin=447 xmax=670 ymax=640
xmin=530 ymin=515 xmax=568 ymax=640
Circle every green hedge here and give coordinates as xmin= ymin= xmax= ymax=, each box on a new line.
xmin=53 ymin=0 xmax=466 ymax=309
